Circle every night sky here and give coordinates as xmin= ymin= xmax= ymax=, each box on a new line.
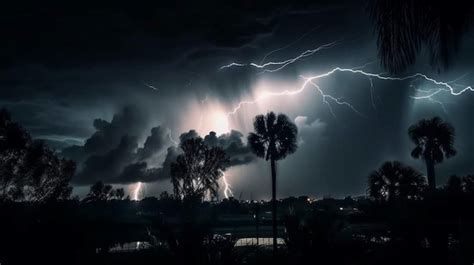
xmin=2 ymin=1 xmax=473 ymax=199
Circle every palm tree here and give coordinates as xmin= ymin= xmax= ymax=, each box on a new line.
xmin=247 ymin=112 xmax=298 ymax=254
xmin=368 ymin=161 xmax=426 ymax=202
xmin=408 ymin=117 xmax=456 ymax=190
xmin=368 ymin=0 xmax=473 ymax=73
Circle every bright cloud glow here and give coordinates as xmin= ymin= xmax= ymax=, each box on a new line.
xmin=212 ymin=112 xmax=229 ymax=135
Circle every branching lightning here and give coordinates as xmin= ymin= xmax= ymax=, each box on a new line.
xmin=219 ymin=41 xmax=340 ymax=73
xmin=222 ymin=172 xmax=233 ymax=199
xmin=219 ymin=41 xmax=473 ymax=198
xmin=218 ymin=29 xmax=473 ymax=116
xmin=259 ymin=25 xmax=321 ymax=65
xmin=299 ymin=67 xmax=474 ymax=96
xmin=224 ymin=66 xmax=474 ymax=117
xmin=225 ymin=70 xmax=364 ymax=117
xmin=305 ymin=79 xmax=365 ymax=117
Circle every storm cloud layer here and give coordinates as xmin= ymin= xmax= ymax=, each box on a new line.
xmin=1 ymin=1 xmax=473 ymax=198
xmin=61 ymin=107 xmax=255 ymax=185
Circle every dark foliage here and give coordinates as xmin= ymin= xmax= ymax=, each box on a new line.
xmin=369 ymin=0 xmax=473 ymax=73
xmin=409 ymin=117 xmax=456 ymax=189
xmin=368 ymin=161 xmax=426 ymax=202
xmin=0 ymin=108 xmax=75 ymax=202
xmin=171 ymin=137 xmax=229 ymax=201
xmin=248 ymin=112 xmax=298 ymax=161
xmin=83 ymin=180 xmax=126 ymax=202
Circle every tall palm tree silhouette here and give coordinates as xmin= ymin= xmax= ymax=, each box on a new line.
xmin=368 ymin=161 xmax=426 ymax=202
xmin=369 ymin=0 xmax=473 ymax=73
xmin=248 ymin=112 xmax=298 ymax=254
xmin=408 ymin=117 xmax=456 ymax=190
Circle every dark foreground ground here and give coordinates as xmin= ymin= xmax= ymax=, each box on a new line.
xmin=1 ymin=193 xmax=474 ymax=265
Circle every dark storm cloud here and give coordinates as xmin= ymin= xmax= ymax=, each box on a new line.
xmin=117 ymin=146 xmax=179 ymax=184
xmin=0 ymin=1 xmax=290 ymax=67
xmin=61 ymin=106 xmax=173 ymax=185
xmin=83 ymin=106 xmax=149 ymax=155
xmin=62 ymin=106 xmax=149 ymax=163
xmin=2 ymin=1 xmax=473 ymax=198
xmin=179 ymin=130 xmax=256 ymax=167
xmin=179 ymin=130 xmax=200 ymax=143
xmin=76 ymin=135 xmax=138 ymax=185
xmin=61 ymin=145 xmax=85 ymax=164
xmin=137 ymin=126 xmax=169 ymax=160
xmin=63 ymin=107 xmax=254 ymax=185
xmin=74 ymin=125 xmax=174 ymax=185
xmin=203 ymin=130 xmax=256 ymax=167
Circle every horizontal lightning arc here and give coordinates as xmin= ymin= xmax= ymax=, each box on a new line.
xmin=219 ymin=41 xmax=341 ymax=73
xmin=225 ymin=67 xmax=474 ymax=117
xmin=303 ymin=67 xmax=474 ymax=96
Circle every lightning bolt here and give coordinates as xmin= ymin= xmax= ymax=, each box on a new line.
xmin=306 ymin=79 xmax=365 ymax=117
xmin=133 ymin=182 xmax=142 ymax=201
xmin=143 ymin=81 xmax=159 ymax=91
xmin=368 ymin=77 xmax=378 ymax=112
xmin=302 ymin=67 xmax=474 ymax=100
xmin=225 ymin=67 xmax=474 ymax=117
xmin=219 ymin=63 xmax=246 ymax=70
xmin=219 ymin=29 xmax=472 ymax=115
xmin=224 ymin=37 xmax=468 ymax=97
xmin=410 ymin=87 xmax=450 ymax=113
xmin=259 ymin=25 xmax=321 ymax=65
xmin=225 ymin=71 xmax=363 ymax=117
xmin=219 ymin=41 xmax=341 ymax=73
xmin=222 ymin=172 xmax=233 ymax=199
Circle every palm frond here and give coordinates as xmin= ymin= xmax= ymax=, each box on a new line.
xmin=367 ymin=161 xmax=426 ymax=201
xmin=265 ymin=112 xmax=276 ymax=134
xmin=408 ymin=117 xmax=456 ymax=163
xmin=369 ymin=0 xmax=473 ymax=73
xmin=253 ymin=114 xmax=268 ymax=137
xmin=247 ymin=132 xmax=267 ymax=159
xmin=274 ymin=114 xmax=298 ymax=160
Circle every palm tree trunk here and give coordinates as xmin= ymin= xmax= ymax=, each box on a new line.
xmin=426 ymin=159 xmax=436 ymax=190
xmin=271 ymin=157 xmax=277 ymax=255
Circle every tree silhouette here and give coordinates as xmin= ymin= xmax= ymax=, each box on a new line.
xmin=0 ymin=108 xmax=75 ymax=201
xmin=83 ymin=181 xmax=124 ymax=201
xmin=20 ymin=141 xmax=75 ymax=201
xmin=368 ymin=161 xmax=426 ymax=202
xmin=445 ymin=175 xmax=463 ymax=194
xmin=463 ymin=175 xmax=474 ymax=194
xmin=170 ymin=137 xmax=229 ymax=201
xmin=368 ymin=0 xmax=473 ymax=73
xmin=409 ymin=117 xmax=456 ymax=190
xmin=247 ymin=111 xmax=298 ymax=254
xmin=114 ymin=187 xmax=125 ymax=200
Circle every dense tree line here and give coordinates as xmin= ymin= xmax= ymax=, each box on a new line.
xmin=0 ymin=109 xmax=75 ymax=202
